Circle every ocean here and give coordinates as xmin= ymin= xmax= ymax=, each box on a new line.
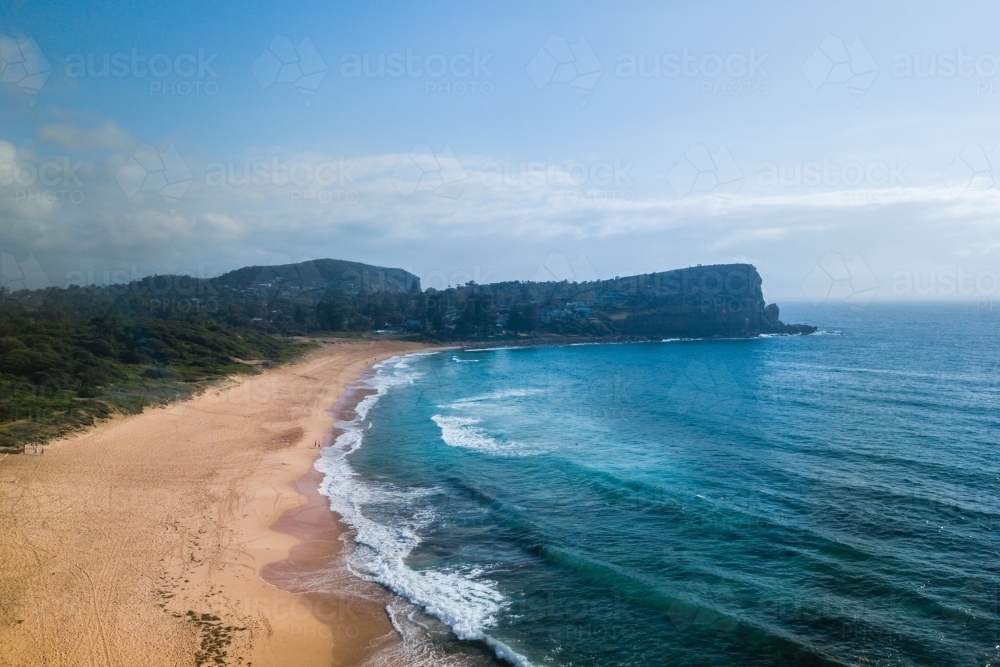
xmin=315 ymin=302 xmax=1000 ymax=666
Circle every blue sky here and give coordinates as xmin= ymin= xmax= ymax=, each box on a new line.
xmin=3 ymin=0 xmax=1000 ymax=303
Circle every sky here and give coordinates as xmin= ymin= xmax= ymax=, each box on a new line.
xmin=2 ymin=0 xmax=1000 ymax=304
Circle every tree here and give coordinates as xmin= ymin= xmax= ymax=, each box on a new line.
xmin=506 ymin=304 xmax=537 ymax=334
xmin=426 ymin=292 xmax=446 ymax=332
xmin=315 ymin=300 xmax=343 ymax=331
xmin=457 ymin=293 xmax=494 ymax=336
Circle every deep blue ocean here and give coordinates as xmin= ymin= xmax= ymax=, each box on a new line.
xmin=317 ymin=303 xmax=1000 ymax=666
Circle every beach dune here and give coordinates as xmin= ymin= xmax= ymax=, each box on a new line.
xmin=0 ymin=340 xmax=425 ymax=667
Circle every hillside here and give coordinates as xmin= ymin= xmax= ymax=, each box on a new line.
xmin=439 ymin=263 xmax=815 ymax=338
xmin=212 ymin=258 xmax=420 ymax=295
xmin=0 ymin=259 xmax=812 ymax=446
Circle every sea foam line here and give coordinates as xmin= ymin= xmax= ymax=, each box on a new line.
xmin=314 ymin=353 xmax=534 ymax=665
xmin=431 ymin=414 xmax=542 ymax=457
xmin=452 ymin=356 xmax=481 ymax=363
xmin=448 ymin=388 xmax=543 ymax=406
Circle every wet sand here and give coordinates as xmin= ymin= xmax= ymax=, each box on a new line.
xmin=0 ymin=339 xmax=425 ymax=667
xmin=260 ymin=377 xmax=399 ymax=665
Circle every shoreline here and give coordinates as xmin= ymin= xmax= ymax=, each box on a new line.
xmin=411 ymin=329 xmax=817 ymax=352
xmin=259 ymin=361 xmax=398 ymax=664
xmin=0 ymin=340 xmax=427 ymax=667
xmin=283 ymin=350 xmax=531 ymax=667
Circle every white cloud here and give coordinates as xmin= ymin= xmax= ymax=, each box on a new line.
xmin=3 ymin=124 xmax=1000 ymax=300
xmin=36 ymin=121 xmax=133 ymax=152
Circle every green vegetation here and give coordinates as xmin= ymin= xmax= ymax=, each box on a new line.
xmin=0 ymin=258 xmax=810 ymax=446
xmin=0 ymin=291 xmax=311 ymax=446
xmin=103 ymin=258 xmax=788 ymax=340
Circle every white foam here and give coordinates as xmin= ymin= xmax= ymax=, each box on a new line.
xmin=367 ymin=602 xmax=533 ymax=667
xmin=448 ymin=388 xmax=542 ymax=407
xmin=431 ymin=415 xmax=539 ymax=457
xmin=484 ymin=633 xmax=535 ymax=667
xmin=315 ymin=353 xmax=532 ymax=664
xmin=451 ymin=356 xmax=481 ymax=363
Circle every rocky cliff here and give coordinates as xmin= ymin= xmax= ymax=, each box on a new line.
xmin=482 ymin=263 xmax=815 ymax=338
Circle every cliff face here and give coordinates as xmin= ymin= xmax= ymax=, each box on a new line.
xmin=587 ymin=264 xmax=815 ymax=337
xmin=483 ymin=263 xmax=815 ymax=338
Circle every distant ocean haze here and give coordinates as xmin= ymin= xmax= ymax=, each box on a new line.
xmin=316 ymin=302 xmax=1000 ymax=666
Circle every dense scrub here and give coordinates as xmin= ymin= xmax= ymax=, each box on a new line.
xmin=0 ymin=298 xmax=310 ymax=446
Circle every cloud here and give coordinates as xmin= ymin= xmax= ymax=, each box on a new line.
xmin=0 ymin=141 xmax=15 ymax=163
xmin=2 ymin=125 xmax=1000 ymax=300
xmin=36 ymin=121 xmax=133 ymax=152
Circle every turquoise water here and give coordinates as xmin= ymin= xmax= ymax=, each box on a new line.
xmin=318 ymin=303 xmax=1000 ymax=666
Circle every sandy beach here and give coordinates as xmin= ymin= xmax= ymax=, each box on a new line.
xmin=0 ymin=339 xmax=427 ymax=667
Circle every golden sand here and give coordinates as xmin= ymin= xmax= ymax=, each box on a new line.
xmin=0 ymin=340 xmax=427 ymax=667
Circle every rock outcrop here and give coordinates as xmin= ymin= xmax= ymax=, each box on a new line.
xmin=482 ymin=263 xmax=816 ymax=338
